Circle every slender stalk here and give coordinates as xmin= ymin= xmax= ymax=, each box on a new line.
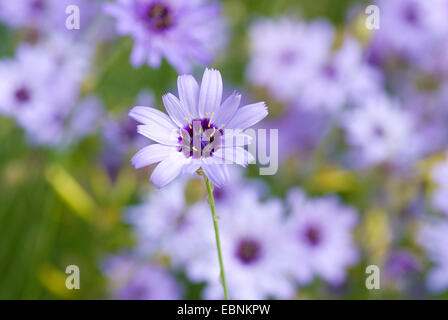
xmin=201 ymin=172 xmax=229 ymax=300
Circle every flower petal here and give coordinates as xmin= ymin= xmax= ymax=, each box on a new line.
xmin=150 ymin=154 xmax=186 ymax=188
xmin=213 ymin=147 xmax=255 ymax=167
xmin=213 ymin=91 xmax=241 ymax=127
xmin=221 ymin=130 xmax=253 ymax=147
xmin=226 ymin=102 xmax=268 ymax=129
xmin=198 ymin=68 xmax=223 ymax=118
xmin=137 ymin=121 xmax=179 ymax=146
xmin=129 ymin=106 xmax=175 ymax=126
xmin=203 ymin=164 xmax=229 ymax=188
xmin=131 ymin=144 xmax=176 ymax=169
xmin=162 ymin=93 xmax=188 ymax=127
xmin=177 ymin=74 xmax=199 ymax=118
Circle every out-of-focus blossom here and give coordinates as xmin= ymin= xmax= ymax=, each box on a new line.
xmin=185 ymin=192 xmax=294 ymax=300
xmin=342 ymin=96 xmax=418 ymax=168
xmin=299 ymin=38 xmax=383 ymax=113
xmin=264 ymin=107 xmax=329 ymax=163
xmin=385 ymin=250 xmax=420 ymax=279
xmin=247 ymin=18 xmax=332 ymax=103
xmin=126 ymin=179 xmax=188 ymax=257
xmin=369 ymin=0 xmax=448 ymax=66
xmin=102 ymin=253 xmax=181 ymax=299
xmin=24 ymin=95 xmax=103 ymax=147
xmin=103 ymin=89 xmax=155 ymax=154
xmin=129 ymin=68 xmax=267 ymax=188
xmin=431 ymin=154 xmax=448 ymax=215
xmin=104 ymin=0 xmax=225 ymax=73
xmin=396 ymin=81 xmax=448 ymax=158
xmin=418 ymin=219 xmax=448 ymax=293
xmin=284 ymin=188 xmax=358 ymax=285
xmin=0 ymin=0 xmax=101 ymax=38
xmin=0 ymin=33 xmax=100 ymax=147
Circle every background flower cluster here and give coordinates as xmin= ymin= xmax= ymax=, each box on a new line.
xmin=1 ymin=0 xmax=448 ymax=299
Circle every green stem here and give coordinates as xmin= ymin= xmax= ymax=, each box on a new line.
xmin=202 ymin=173 xmax=229 ymax=300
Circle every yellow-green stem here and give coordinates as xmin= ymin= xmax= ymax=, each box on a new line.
xmin=202 ymin=174 xmax=229 ymax=300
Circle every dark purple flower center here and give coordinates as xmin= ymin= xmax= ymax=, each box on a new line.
xmin=403 ymin=3 xmax=419 ymax=25
xmin=14 ymin=87 xmax=31 ymax=104
xmin=279 ymin=49 xmax=298 ymax=65
xmin=178 ymin=118 xmax=223 ymax=159
xmin=31 ymin=0 xmax=44 ymax=12
xmin=303 ymin=224 xmax=322 ymax=247
xmin=373 ymin=125 xmax=385 ymax=138
xmin=235 ymin=238 xmax=262 ymax=265
xmin=146 ymin=3 xmax=174 ymax=31
xmin=322 ymin=63 xmax=337 ymax=79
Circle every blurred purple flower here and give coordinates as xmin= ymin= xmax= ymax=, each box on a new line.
xmin=103 ymin=254 xmax=181 ymax=300
xmin=247 ymin=18 xmax=333 ymax=103
xmin=126 ymin=178 xmax=188 ymax=257
xmin=342 ymin=96 xmax=418 ymax=168
xmin=103 ymin=0 xmax=225 ymax=73
xmin=0 ymin=34 xmax=100 ymax=147
xmin=385 ymin=250 xmax=420 ymax=279
xmin=185 ymin=192 xmax=295 ymax=300
xmin=369 ymin=0 xmax=448 ymax=65
xmin=299 ymin=37 xmax=383 ymax=113
xmin=284 ymin=188 xmax=358 ymax=285
xmin=418 ymin=219 xmax=448 ymax=293
xmin=129 ymin=68 xmax=267 ymax=188
xmin=0 ymin=0 xmax=101 ymax=37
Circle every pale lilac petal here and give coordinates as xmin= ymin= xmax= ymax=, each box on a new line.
xmin=182 ymin=164 xmax=201 ymax=174
xmin=177 ymin=75 xmax=199 ymax=118
xmin=130 ymin=44 xmax=146 ymax=67
xmin=131 ymin=144 xmax=176 ymax=169
xmin=213 ymin=147 xmax=255 ymax=167
xmin=213 ymin=91 xmax=241 ymax=127
xmin=129 ymin=106 xmax=175 ymax=126
xmin=150 ymin=154 xmax=186 ymax=188
xmin=137 ymin=124 xmax=179 ymax=146
xmin=198 ymin=68 xmax=223 ymax=118
xmin=226 ymin=102 xmax=268 ymax=129
xmin=221 ymin=130 xmax=253 ymax=147
xmin=203 ymin=164 xmax=229 ymax=188
xmin=162 ymin=93 xmax=188 ymax=127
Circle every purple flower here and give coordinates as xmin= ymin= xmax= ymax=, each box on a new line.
xmin=369 ymin=0 xmax=448 ymax=65
xmin=283 ymin=188 xmax=358 ymax=285
xmin=385 ymin=250 xmax=420 ymax=279
xmin=247 ymin=17 xmax=333 ymax=103
xmin=126 ymin=178 xmax=189 ymax=257
xmin=0 ymin=34 xmax=100 ymax=147
xmin=129 ymin=68 xmax=268 ymax=188
xmin=341 ymin=95 xmax=417 ymax=168
xmin=184 ymin=192 xmax=295 ymax=300
xmin=0 ymin=0 xmax=100 ymax=36
xmin=431 ymin=154 xmax=448 ymax=215
xmin=418 ymin=219 xmax=448 ymax=293
xmin=299 ymin=37 xmax=383 ymax=113
xmin=103 ymin=254 xmax=181 ymax=300
xmin=104 ymin=0 xmax=225 ymax=73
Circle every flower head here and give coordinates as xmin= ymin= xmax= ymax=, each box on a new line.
xmin=184 ymin=191 xmax=294 ymax=300
xmin=129 ymin=68 xmax=268 ymax=188
xmin=102 ymin=253 xmax=181 ymax=300
xmin=418 ymin=219 xmax=448 ymax=293
xmin=284 ymin=188 xmax=359 ymax=285
xmin=104 ymin=0 xmax=225 ymax=73
xmin=342 ymin=96 xmax=417 ymax=168
xmin=247 ymin=18 xmax=332 ymax=103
